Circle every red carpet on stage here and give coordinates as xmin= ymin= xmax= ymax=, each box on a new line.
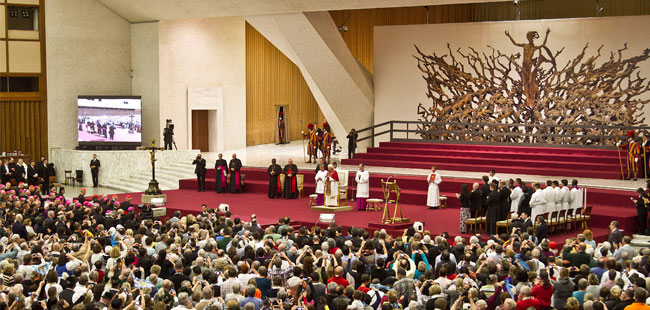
xmin=342 ymin=142 xmax=623 ymax=180
xmin=113 ymin=190 xmax=610 ymax=247
xmin=179 ymin=167 xmax=638 ymax=234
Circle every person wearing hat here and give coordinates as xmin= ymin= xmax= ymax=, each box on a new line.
xmin=618 ymin=131 xmax=642 ymax=180
xmin=121 ymin=195 xmax=133 ymax=212
xmin=76 ymin=188 xmax=86 ymax=204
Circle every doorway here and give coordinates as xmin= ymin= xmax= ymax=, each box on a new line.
xmin=192 ymin=110 xmax=209 ymax=152
xmin=274 ymin=105 xmax=290 ymax=144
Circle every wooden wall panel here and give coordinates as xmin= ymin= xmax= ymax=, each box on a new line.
xmin=245 ymin=22 xmax=324 ymax=146
xmin=330 ymin=0 xmax=650 ymax=74
xmin=0 ymin=100 xmax=47 ymax=160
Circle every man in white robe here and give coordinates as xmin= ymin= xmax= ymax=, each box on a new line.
xmin=529 ymin=183 xmax=547 ymax=223
xmin=552 ymin=181 xmax=562 ymax=212
xmin=325 ymin=165 xmax=339 ymax=207
xmin=569 ymin=179 xmax=583 ymax=210
xmin=314 ymin=165 xmax=327 ymax=206
xmin=542 ymin=180 xmax=558 ymax=219
xmin=559 ymin=179 xmax=571 ymax=211
xmin=427 ymin=166 xmax=442 ymax=209
xmin=355 ymin=164 xmax=369 ymax=211
xmin=488 ymin=170 xmax=499 ymax=184
xmin=509 ymin=178 xmax=523 ymax=213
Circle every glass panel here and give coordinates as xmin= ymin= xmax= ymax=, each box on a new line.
xmin=7 ymin=6 xmax=38 ymax=31
xmin=0 ymin=76 xmax=8 ymax=92
xmin=8 ymin=76 xmax=38 ymax=92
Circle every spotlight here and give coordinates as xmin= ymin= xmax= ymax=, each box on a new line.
xmin=9 ymin=9 xmax=18 ymax=18
xmin=513 ymin=0 xmax=519 ymax=4
xmin=337 ymin=25 xmax=348 ymax=32
xmin=21 ymin=8 xmax=30 ymax=18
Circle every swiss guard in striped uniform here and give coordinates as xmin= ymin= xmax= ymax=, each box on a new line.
xmin=618 ymin=130 xmax=642 ymax=180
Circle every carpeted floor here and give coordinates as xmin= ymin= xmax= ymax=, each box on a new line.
xmin=113 ymin=189 xmax=611 ymax=247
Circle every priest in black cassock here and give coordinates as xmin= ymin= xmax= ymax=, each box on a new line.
xmin=283 ymin=159 xmax=299 ymax=199
xmin=498 ymin=180 xmax=511 ymax=221
xmin=214 ymin=153 xmax=228 ymax=193
xmin=229 ymin=153 xmax=243 ymax=193
xmin=268 ymin=158 xmax=282 ymax=199
xmin=486 ymin=183 xmax=500 ymax=236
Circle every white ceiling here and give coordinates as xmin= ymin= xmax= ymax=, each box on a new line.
xmin=95 ymin=0 xmax=506 ymax=23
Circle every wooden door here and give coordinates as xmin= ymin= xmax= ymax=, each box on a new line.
xmin=191 ymin=110 xmax=209 ymax=152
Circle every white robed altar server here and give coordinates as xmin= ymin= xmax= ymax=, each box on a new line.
xmin=314 ymin=165 xmax=328 ymax=206
xmin=569 ymin=180 xmax=583 ymax=210
xmin=543 ymin=181 xmax=558 ymax=215
xmin=426 ymin=166 xmax=442 ymax=209
xmin=325 ymin=165 xmax=339 ymax=206
xmin=355 ymin=164 xmax=369 ymax=211
xmin=560 ymin=180 xmax=571 ymax=211
xmin=509 ymin=179 xmax=523 ymax=213
xmin=529 ymin=183 xmax=547 ymax=222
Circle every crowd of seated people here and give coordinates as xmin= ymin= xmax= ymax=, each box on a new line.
xmin=0 ymin=184 xmax=649 ymax=310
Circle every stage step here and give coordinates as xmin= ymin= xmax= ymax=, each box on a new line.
xmin=342 ymin=158 xmax=621 ymax=180
xmin=367 ymin=147 xmax=620 ymax=164
xmin=342 ymin=142 xmax=623 ymax=180
xmin=379 ymin=142 xmax=619 ymax=157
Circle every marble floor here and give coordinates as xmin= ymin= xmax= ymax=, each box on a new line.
xmin=59 ymin=184 xmax=130 ymax=200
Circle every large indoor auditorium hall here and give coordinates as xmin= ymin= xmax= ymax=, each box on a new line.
xmin=1 ymin=1 xmax=650 ymax=310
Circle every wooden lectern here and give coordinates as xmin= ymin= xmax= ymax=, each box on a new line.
xmin=381 ymin=179 xmax=409 ymax=224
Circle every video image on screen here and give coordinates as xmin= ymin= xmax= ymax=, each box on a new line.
xmin=77 ymin=97 xmax=142 ymax=144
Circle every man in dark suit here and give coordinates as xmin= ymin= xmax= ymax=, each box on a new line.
xmin=0 ymin=160 xmax=11 ymax=185
xmin=27 ymin=160 xmax=39 ymax=187
xmin=12 ymin=214 xmax=28 ymax=240
xmin=39 ymin=159 xmax=51 ymax=195
xmin=480 ymin=175 xmax=491 ymax=211
xmin=511 ymin=211 xmax=533 ymax=232
xmin=608 ymin=221 xmax=623 ymax=248
xmin=469 ymin=182 xmax=483 ymax=218
xmin=535 ymin=216 xmax=549 ymax=240
xmin=192 ymin=154 xmax=207 ymax=192
xmin=90 ymin=154 xmax=101 ymax=187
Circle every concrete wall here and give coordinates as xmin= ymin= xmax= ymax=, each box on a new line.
xmin=131 ymin=22 xmax=160 ymax=145
xmin=45 ymin=0 xmax=132 ymax=154
xmin=158 ymin=17 xmax=246 ymax=151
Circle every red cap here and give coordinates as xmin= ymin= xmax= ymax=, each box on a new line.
xmin=627 ymin=130 xmax=636 ymax=138
xmin=126 ymin=195 xmax=132 ymax=199
xmin=307 ymin=123 xmax=315 ymax=130
xmin=81 ymin=188 xmax=86 ymax=191
xmin=93 ymin=194 xmax=98 ymax=198
xmin=549 ymin=241 xmax=557 ymax=249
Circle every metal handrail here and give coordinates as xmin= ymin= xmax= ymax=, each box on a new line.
xmin=354 ymin=120 xmax=650 ymax=148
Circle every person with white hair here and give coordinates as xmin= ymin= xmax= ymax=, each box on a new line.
xmin=325 ymin=164 xmax=340 ymax=207
xmin=426 ymin=166 xmax=442 ymax=209
xmin=171 ymin=292 xmax=193 ymax=310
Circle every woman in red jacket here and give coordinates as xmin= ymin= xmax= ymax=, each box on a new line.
xmin=530 ymin=270 xmax=554 ymax=310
